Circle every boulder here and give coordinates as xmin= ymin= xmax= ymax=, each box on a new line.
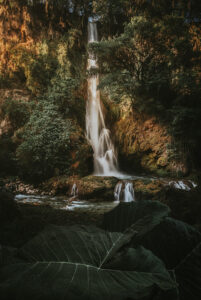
xmin=44 ymin=175 xmax=119 ymax=200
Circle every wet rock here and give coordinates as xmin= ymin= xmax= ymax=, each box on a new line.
xmin=159 ymin=186 xmax=201 ymax=229
xmin=3 ymin=178 xmax=40 ymax=195
xmin=133 ymin=178 xmax=164 ymax=201
xmin=110 ymin=97 xmax=189 ymax=177
xmin=133 ymin=178 xmax=198 ymax=201
xmin=132 ymin=177 xmax=201 ymax=230
xmin=44 ymin=175 xmax=119 ymax=200
xmin=77 ymin=176 xmax=119 ymax=200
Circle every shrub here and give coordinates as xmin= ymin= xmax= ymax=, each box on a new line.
xmin=1 ymin=98 xmax=31 ymax=130
xmin=16 ymin=100 xmax=73 ymax=181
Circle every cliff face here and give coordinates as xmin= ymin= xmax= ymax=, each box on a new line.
xmin=0 ymin=1 xmax=86 ymax=90
xmin=109 ymin=98 xmax=188 ymax=177
xmin=0 ymin=1 xmax=47 ymax=79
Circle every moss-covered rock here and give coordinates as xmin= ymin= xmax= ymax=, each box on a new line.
xmin=133 ymin=178 xmax=164 ymax=200
xmin=44 ymin=175 xmax=119 ymax=200
xmin=109 ymin=97 xmax=188 ymax=177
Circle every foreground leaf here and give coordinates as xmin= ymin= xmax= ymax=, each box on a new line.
xmin=102 ymin=200 xmax=170 ymax=237
xmin=136 ymin=217 xmax=201 ymax=269
xmin=103 ymin=201 xmax=201 ymax=299
xmin=175 ymin=242 xmax=201 ymax=300
xmin=0 ymin=225 xmax=175 ymax=300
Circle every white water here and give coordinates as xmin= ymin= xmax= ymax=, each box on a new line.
xmin=86 ymin=21 xmax=119 ymax=176
xmin=114 ymin=182 xmax=123 ymax=201
xmin=168 ymin=180 xmax=197 ymax=191
xmin=14 ymin=194 xmax=118 ymax=212
xmin=124 ymin=182 xmax=135 ymax=202
xmin=71 ymin=183 xmax=78 ymax=198
xmin=114 ymin=182 xmax=135 ymax=202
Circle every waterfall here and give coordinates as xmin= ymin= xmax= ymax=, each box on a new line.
xmin=124 ymin=182 xmax=135 ymax=202
xmin=114 ymin=182 xmax=123 ymax=201
xmin=71 ymin=183 xmax=78 ymax=198
xmin=86 ymin=21 xmax=119 ymax=176
xmin=114 ymin=182 xmax=135 ymax=202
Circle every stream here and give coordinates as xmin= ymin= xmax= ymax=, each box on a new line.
xmin=14 ymin=194 xmax=119 ymax=214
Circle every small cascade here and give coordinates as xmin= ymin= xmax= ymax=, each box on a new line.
xmin=190 ymin=181 xmax=197 ymax=188
xmin=114 ymin=182 xmax=123 ymax=201
xmin=71 ymin=183 xmax=78 ymax=198
xmin=86 ymin=20 xmax=119 ymax=176
xmin=124 ymin=182 xmax=135 ymax=202
xmin=169 ymin=180 xmax=197 ymax=191
xmin=114 ymin=182 xmax=135 ymax=202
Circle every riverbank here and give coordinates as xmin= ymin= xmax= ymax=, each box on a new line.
xmin=1 ymin=174 xmax=201 ymax=245
xmin=0 ymin=187 xmax=112 ymax=248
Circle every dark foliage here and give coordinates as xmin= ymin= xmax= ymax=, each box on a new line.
xmin=0 ymin=200 xmax=201 ymax=299
xmin=90 ymin=4 xmax=201 ymax=170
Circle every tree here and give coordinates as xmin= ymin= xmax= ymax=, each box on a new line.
xmin=90 ymin=5 xmax=201 ymax=168
xmin=16 ymin=100 xmax=73 ymax=181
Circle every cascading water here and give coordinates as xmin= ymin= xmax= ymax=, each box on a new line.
xmin=71 ymin=183 xmax=78 ymax=198
xmin=124 ymin=182 xmax=135 ymax=202
xmin=86 ymin=20 xmax=119 ymax=176
xmin=114 ymin=182 xmax=123 ymax=201
xmin=114 ymin=182 xmax=135 ymax=202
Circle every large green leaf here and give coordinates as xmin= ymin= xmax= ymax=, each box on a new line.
xmin=104 ymin=247 xmax=179 ymax=300
xmin=0 ymin=246 xmax=20 ymax=268
xmin=102 ymin=200 xmax=170 ymax=236
xmin=135 ymin=217 xmax=201 ymax=269
xmin=0 ymin=225 xmax=175 ymax=300
xmin=102 ymin=201 xmax=201 ymax=299
xmin=175 ymin=242 xmax=201 ymax=300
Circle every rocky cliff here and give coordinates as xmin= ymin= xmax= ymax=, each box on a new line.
xmin=106 ymin=97 xmax=189 ymax=177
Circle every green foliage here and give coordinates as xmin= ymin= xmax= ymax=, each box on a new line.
xmin=10 ymin=45 xmax=58 ymax=94
xmin=0 ymin=201 xmax=175 ymax=300
xmin=91 ymin=15 xmax=198 ymax=103
xmin=102 ymin=202 xmax=201 ymax=300
xmin=16 ymin=100 xmax=73 ymax=181
xmin=1 ymin=98 xmax=31 ymax=129
xmin=92 ymin=0 xmax=128 ymax=35
xmin=0 ymin=11 xmax=87 ymax=179
xmin=91 ymin=12 xmax=201 ymax=168
xmin=0 ymin=201 xmax=201 ymax=299
xmin=47 ymin=76 xmax=78 ymax=113
xmin=0 ymin=23 xmax=87 ymax=180
xmin=0 ymin=4 xmax=85 ymax=93
xmin=102 ymin=200 xmax=170 ymax=233
xmin=0 ymin=98 xmax=31 ymax=176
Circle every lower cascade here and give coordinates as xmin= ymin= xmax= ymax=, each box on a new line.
xmin=71 ymin=183 xmax=78 ymax=198
xmin=86 ymin=20 xmax=119 ymax=176
xmin=169 ymin=180 xmax=197 ymax=191
xmin=114 ymin=182 xmax=135 ymax=202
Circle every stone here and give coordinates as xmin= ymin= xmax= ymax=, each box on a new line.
xmin=44 ymin=175 xmax=119 ymax=200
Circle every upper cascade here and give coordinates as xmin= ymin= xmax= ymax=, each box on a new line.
xmin=86 ymin=20 xmax=119 ymax=176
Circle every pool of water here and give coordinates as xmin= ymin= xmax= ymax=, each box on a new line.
xmin=14 ymin=194 xmax=119 ymax=213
